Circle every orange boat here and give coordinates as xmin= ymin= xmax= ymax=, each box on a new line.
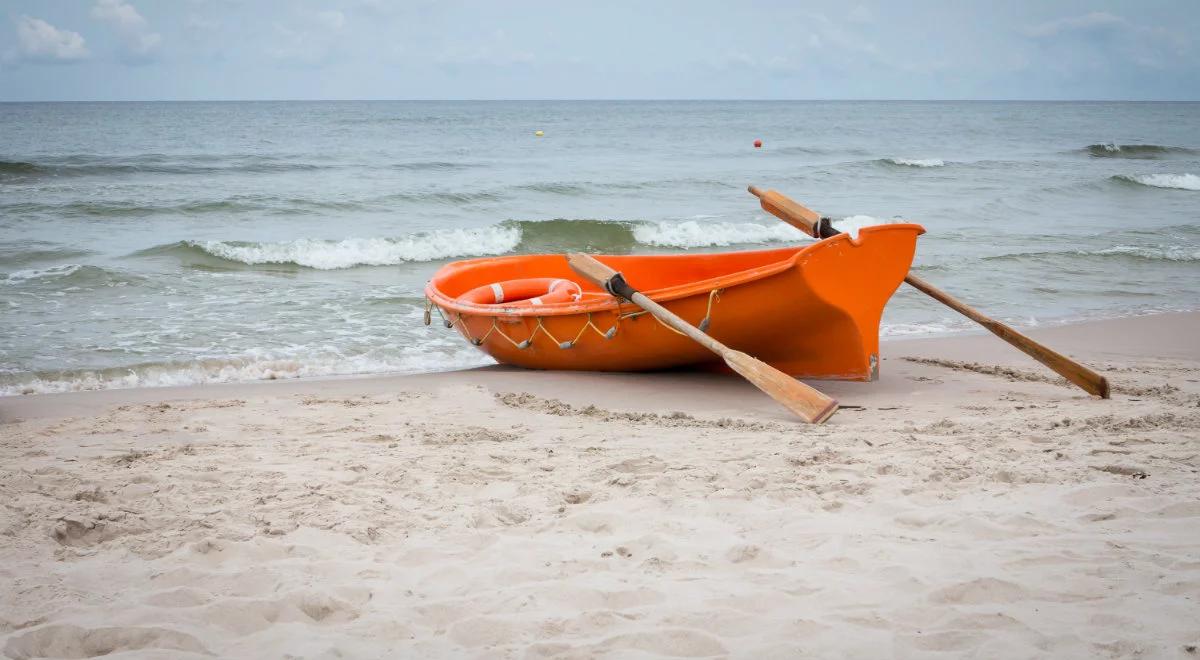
xmin=425 ymin=223 xmax=925 ymax=380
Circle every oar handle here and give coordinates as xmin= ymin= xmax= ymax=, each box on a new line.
xmin=749 ymin=185 xmax=831 ymax=238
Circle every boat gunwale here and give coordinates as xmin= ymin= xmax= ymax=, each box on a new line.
xmin=426 ymin=223 xmax=925 ymax=318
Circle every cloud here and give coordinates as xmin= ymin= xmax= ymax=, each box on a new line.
xmin=847 ymin=6 xmax=874 ymax=24
xmin=267 ymin=10 xmax=350 ymax=66
xmin=92 ymin=0 xmax=162 ymax=61
xmin=15 ymin=16 xmax=90 ymax=62
xmin=315 ymin=10 xmax=346 ymax=31
xmin=1023 ymin=12 xmax=1123 ymax=39
xmin=1022 ymin=12 xmax=1190 ymax=70
xmin=185 ymin=15 xmax=219 ymax=32
xmin=436 ymin=29 xmax=535 ymax=69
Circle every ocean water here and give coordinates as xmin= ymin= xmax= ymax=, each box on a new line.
xmin=2 ymin=101 xmax=1198 ymax=395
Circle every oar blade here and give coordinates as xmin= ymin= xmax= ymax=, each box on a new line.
xmin=723 ymin=350 xmax=838 ymax=423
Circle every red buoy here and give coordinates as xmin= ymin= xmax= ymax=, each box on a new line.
xmin=753 ymin=139 xmax=763 ymax=148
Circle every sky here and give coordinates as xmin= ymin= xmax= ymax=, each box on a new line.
xmin=0 ymin=1 xmax=1197 ymax=101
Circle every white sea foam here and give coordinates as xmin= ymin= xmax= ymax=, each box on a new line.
xmin=1119 ymin=173 xmax=1200 ymax=191
xmin=887 ymin=157 xmax=945 ymax=168
xmin=1 ymin=264 xmax=84 ymax=283
xmin=632 ymin=220 xmax=807 ymax=247
xmin=193 ymin=226 xmax=522 ymax=269
xmin=1095 ymin=245 xmax=1200 ymax=262
xmin=0 ymin=343 xmax=492 ymax=396
xmin=830 ymin=215 xmax=906 ymax=240
xmin=880 ymin=320 xmax=970 ymax=337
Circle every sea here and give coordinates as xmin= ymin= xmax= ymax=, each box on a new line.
xmin=2 ymin=101 xmax=1198 ymax=396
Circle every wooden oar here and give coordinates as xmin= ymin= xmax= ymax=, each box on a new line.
xmin=566 ymin=252 xmax=839 ymax=423
xmin=748 ymin=186 xmax=1111 ymax=399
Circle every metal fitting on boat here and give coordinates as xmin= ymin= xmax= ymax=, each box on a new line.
xmin=517 ymin=339 xmax=531 ymax=349
xmin=558 ymin=340 xmax=573 ymax=349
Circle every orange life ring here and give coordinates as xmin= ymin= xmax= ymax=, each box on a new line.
xmin=457 ymin=278 xmax=583 ymax=306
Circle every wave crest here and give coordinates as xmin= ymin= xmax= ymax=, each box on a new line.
xmin=0 ymin=344 xmax=490 ymax=396
xmin=632 ymin=220 xmax=805 ymax=247
xmin=0 ymin=160 xmax=41 ymax=176
xmin=1112 ymin=173 xmax=1200 ymax=191
xmin=0 ymin=154 xmax=330 ymax=180
xmin=187 ymin=227 xmax=521 ymax=270
xmin=985 ymin=245 xmax=1200 ymax=264
xmin=831 ymin=215 xmax=906 ymax=239
xmin=1 ymin=264 xmax=144 ymax=288
xmin=884 ymin=157 xmax=945 ymax=168
xmin=135 ymin=217 xmax=822 ymax=271
xmin=1085 ymin=143 xmax=1195 ymax=159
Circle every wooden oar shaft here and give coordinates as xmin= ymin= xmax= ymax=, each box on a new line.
xmin=627 ymin=291 xmax=725 ymax=354
xmin=748 ymin=185 xmax=1111 ymax=399
xmin=566 ymin=252 xmax=839 ymax=423
xmin=903 ymin=274 xmax=1110 ymax=398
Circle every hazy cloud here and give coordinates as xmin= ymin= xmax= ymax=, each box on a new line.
xmin=1023 ymin=11 xmax=1190 ymax=71
xmin=185 ymin=15 xmax=220 ymax=32
xmin=436 ymin=29 xmax=535 ymax=69
xmin=1023 ymin=12 xmax=1124 ymax=38
xmin=847 ymin=6 xmax=873 ymax=24
xmin=92 ymin=0 xmax=162 ymax=61
xmin=267 ymin=9 xmax=349 ymax=66
xmin=0 ymin=1 xmax=1195 ymax=101
xmin=15 ymin=16 xmax=90 ymax=62
xmin=315 ymin=10 xmax=346 ymax=31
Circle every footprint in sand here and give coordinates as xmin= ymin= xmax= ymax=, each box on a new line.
xmin=51 ymin=515 xmax=143 ymax=548
xmin=3 ymin=624 xmax=210 ymax=659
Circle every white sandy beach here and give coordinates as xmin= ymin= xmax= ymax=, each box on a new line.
xmin=1 ymin=312 xmax=1198 ymax=659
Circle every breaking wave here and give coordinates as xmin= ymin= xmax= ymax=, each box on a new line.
xmin=136 ymin=218 xmax=821 ymax=270
xmin=141 ymin=226 xmax=523 ymax=270
xmin=632 ymin=220 xmax=805 ymax=247
xmin=1112 ymin=173 xmax=1200 ymax=191
xmin=0 ymin=344 xmax=491 ymax=396
xmin=830 ymin=215 xmax=907 ymax=239
xmin=984 ymin=245 xmax=1200 ymax=264
xmin=883 ymin=157 xmax=945 ymax=168
xmin=0 ymin=263 xmax=146 ymax=288
xmin=1085 ymin=143 xmax=1196 ymax=159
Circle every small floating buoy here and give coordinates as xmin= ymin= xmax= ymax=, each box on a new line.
xmin=753 ymin=139 xmax=763 ymax=148
xmin=535 ymin=130 xmax=544 ymax=137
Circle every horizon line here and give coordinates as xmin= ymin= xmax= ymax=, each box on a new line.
xmin=1 ymin=98 xmax=1198 ymax=104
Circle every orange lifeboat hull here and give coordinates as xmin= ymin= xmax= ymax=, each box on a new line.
xmin=425 ymin=224 xmax=924 ymax=380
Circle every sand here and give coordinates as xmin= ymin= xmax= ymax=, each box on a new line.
xmin=1 ymin=312 xmax=1198 ymax=659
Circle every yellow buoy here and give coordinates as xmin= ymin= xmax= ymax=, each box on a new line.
xmin=535 ymin=130 xmax=544 ymax=137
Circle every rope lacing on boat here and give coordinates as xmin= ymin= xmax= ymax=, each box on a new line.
xmin=424 ymin=288 xmax=722 ymax=350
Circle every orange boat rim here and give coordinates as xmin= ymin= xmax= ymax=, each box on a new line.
xmin=425 ymin=223 xmax=925 ymax=380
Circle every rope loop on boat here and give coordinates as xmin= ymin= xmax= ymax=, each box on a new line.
xmin=698 ymin=288 xmax=722 ymax=333
xmin=427 ymin=288 xmax=720 ymax=350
